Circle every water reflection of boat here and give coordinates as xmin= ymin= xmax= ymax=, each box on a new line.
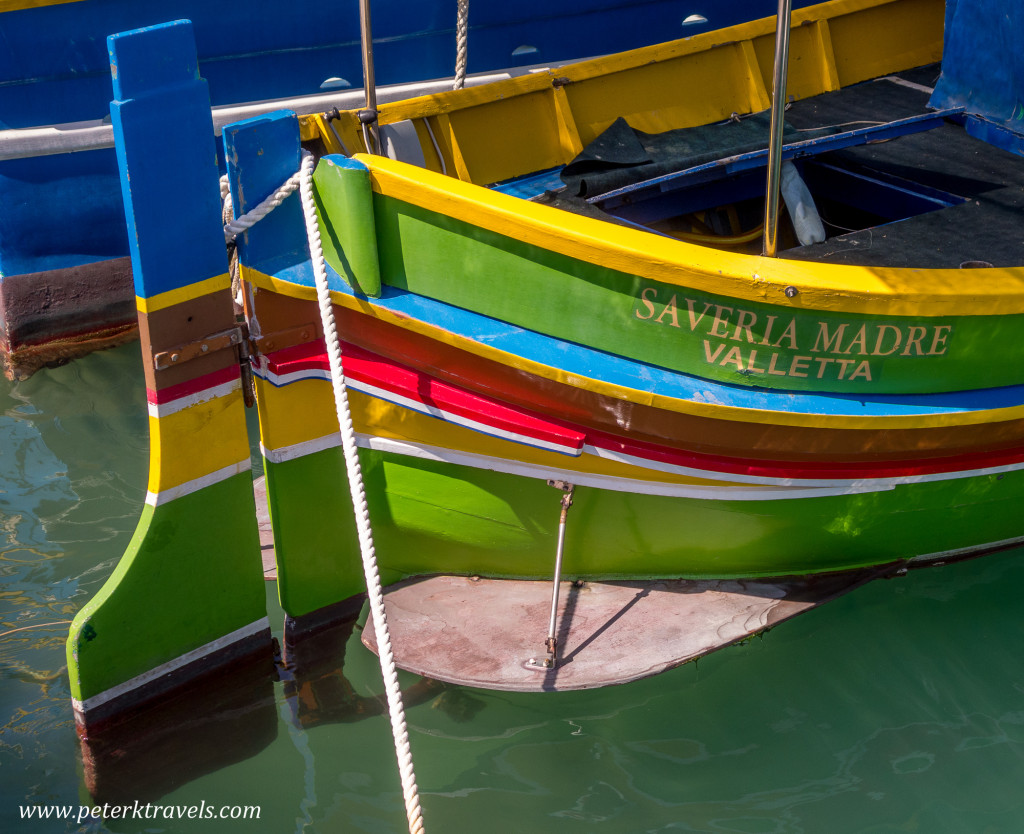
xmin=67 ymin=0 xmax=1024 ymax=741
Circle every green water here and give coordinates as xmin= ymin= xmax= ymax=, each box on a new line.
xmin=4 ymin=344 xmax=1024 ymax=833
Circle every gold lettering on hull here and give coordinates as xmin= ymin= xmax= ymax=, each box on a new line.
xmin=635 ymin=289 xmax=953 ymax=384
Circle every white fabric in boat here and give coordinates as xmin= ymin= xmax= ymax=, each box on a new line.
xmin=379 ymin=120 xmax=426 ymax=168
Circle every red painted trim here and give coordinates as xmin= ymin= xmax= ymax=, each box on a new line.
xmin=146 ymin=364 xmax=240 ymax=406
xmin=586 ymin=427 xmax=1024 ymax=481
xmin=264 ymin=341 xmax=1024 ymax=482
xmin=268 ymin=340 xmax=585 ymax=453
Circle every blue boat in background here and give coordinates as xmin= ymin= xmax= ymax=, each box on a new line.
xmin=0 ymin=0 xmax=807 ymax=379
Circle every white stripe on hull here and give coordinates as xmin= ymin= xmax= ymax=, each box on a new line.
xmin=72 ymin=617 xmax=271 ymax=714
xmin=145 ymin=460 xmax=252 ymax=506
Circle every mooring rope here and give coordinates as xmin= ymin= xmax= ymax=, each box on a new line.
xmin=295 ymin=150 xmax=426 ymax=834
xmin=218 ymin=153 xmax=425 ymax=833
xmin=454 ymin=0 xmax=469 ymax=90
xmin=222 ymin=169 xmax=303 ymax=243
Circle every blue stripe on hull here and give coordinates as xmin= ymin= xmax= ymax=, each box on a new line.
xmin=267 ymin=257 xmax=1024 ymax=420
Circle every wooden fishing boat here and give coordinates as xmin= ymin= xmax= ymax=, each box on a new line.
xmin=0 ymin=0 xmax=785 ymax=380
xmin=67 ymin=0 xmax=1024 ymax=734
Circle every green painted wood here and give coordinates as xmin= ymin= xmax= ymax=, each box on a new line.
xmin=312 ymin=157 xmax=382 ymax=297
xmin=67 ymin=22 xmax=269 ymax=718
xmin=67 ymin=473 xmax=266 ymax=702
xmin=311 ymin=185 xmax=1024 ymax=396
xmin=265 ymin=448 xmax=372 ymax=618
xmin=270 ymin=447 xmax=1024 ymax=591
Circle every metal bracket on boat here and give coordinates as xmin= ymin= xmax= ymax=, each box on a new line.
xmin=320 ymin=108 xmax=350 ymax=156
xmin=152 ymin=326 xmax=245 ymax=371
xmin=236 ymin=325 xmax=256 ymax=408
xmin=251 ymin=322 xmax=320 ymax=356
xmin=526 ymin=479 xmax=576 ymax=671
xmin=357 ymin=108 xmax=379 ymax=155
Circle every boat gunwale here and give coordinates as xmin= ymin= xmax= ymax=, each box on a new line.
xmin=349 ymin=152 xmax=1024 ymax=318
xmin=352 ymin=0 xmax=913 ymax=125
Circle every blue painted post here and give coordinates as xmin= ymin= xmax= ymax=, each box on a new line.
xmin=222 ymin=113 xmax=370 ymax=629
xmin=223 ymin=111 xmax=381 ymax=296
xmin=66 ymin=20 xmax=271 ymax=730
xmin=223 ymin=111 xmax=308 ymax=273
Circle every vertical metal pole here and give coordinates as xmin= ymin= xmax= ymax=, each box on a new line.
xmin=527 ymin=480 xmax=575 ymax=670
xmin=544 ymin=485 xmax=574 ymax=665
xmin=358 ymin=0 xmax=380 ymax=154
xmin=762 ymin=0 xmax=793 ymax=257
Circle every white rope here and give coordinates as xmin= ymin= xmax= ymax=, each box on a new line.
xmin=222 ymin=167 xmax=304 ymax=243
xmin=453 ymin=0 xmax=469 ymax=90
xmin=296 ymin=150 xmax=426 ymax=834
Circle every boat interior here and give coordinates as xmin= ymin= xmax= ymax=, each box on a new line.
xmin=315 ymin=0 xmax=1023 ymax=272
xmin=521 ymin=63 xmax=1024 ymax=269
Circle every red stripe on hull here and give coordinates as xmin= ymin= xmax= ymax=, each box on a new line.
xmin=146 ymin=364 xmax=240 ymax=406
xmin=267 ymin=340 xmax=585 ymax=453
xmin=263 ymin=342 xmax=1024 ymax=482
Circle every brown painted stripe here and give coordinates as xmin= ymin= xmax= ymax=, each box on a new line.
xmin=137 ymin=291 xmax=239 ymax=392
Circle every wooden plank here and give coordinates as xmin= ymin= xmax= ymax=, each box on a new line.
xmin=361 ymin=570 xmax=889 ymax=691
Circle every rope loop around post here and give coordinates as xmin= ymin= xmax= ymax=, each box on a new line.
xmin=222 ymin=168 xmax=303 ymax=243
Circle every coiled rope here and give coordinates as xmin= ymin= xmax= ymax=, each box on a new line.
xmin=296 ymin=151 xmax=425 ymax=834
xmin=454 ymin=0 xmax=469 ymax=90
xmin=222 ymin=153 xmax=425 ymax=834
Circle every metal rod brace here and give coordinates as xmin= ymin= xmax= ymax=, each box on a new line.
xmin=527 ymin=479 xmax=575 ymax=670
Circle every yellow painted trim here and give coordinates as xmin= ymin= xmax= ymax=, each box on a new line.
xmin=813 ymin=19 xmax=842 ymax=91
xmin=356 ymin=393 xmax=739 ymax=486
xmin=356 ymin=154 xmax=1024 ymax=317
xmin=147 ymin=390 xmax=250 ymax=493
xmin=437 ymin=113 xmax=473 ymax=182
xmin=244 ymin=270 xmax=1024 ymax=432
xmin=737 ymin=40 xmax=772 ymax=111
xmin=551 ymin=85 xmax=585 ymax=160
xmin=255 ymin=376 xmax=340 ymax=452
xmin=0 ymin=0 xmax=83 ymax=11
xmin=136 ymin=273 xmax=231 ymax=314
xmin=342 ymin=0 xmax=924 ymax=133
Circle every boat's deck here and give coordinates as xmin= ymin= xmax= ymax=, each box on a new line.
xmin=519 ymin=64 xmax=1024 ymax=270
xmin=783 ymin=65 xmax=1024 ymax=268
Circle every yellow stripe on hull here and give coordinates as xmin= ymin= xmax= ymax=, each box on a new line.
xmin=355 ymin=393 xmax=739 ymax=488
xmin=136 ymin=273 xmax=231 ymax=314
xmin=258 ymin=375 xmax=770 ymax=488
xmin=255 ymin=376 xmax=340 ymax=452
xmin=147 ymin=388 xmax=251 ymax=495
